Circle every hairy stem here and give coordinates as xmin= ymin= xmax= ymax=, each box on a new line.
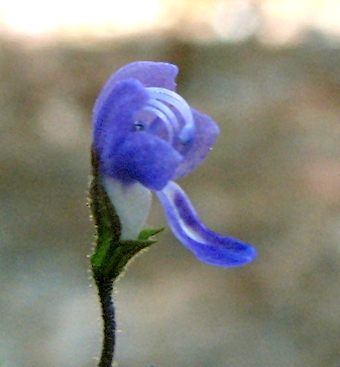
xmin=96 ymin=277 xmax=116 ymax=367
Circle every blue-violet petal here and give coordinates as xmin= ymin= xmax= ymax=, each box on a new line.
xmin=109 ymin=132 xmax=183 ymax=191
xmin=156 ymin=181 xmax=257 ymax=267
xmin=93 ymin=61 xmax=178 ymax=122
xmin=93 ymin=79 xmax=149 ymax=154
xmin=172 ymin=108 xmax=220 ymax=179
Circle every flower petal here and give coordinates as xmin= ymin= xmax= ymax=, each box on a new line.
xmin=93 ymin=79 xmax=149 ymax=154
xmin=107 ymin=132 xmax=183 ymax=191
xmin=172 ymin=108 xmax=220 ymax=179
xmin=94 ymin=61 xmax=178 ymax=121
xmin=156 ymin=182 xmax=257 ymax=267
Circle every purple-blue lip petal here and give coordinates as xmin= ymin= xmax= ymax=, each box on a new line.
xmin=156 ymin=181 xmax=257 ymax=267
xmin=107 ymin=132 xmax=183 ymax=191
xmin=93 ymin=61 xmax=178 ymax=123
xmin=106 ymin=61 xmax=178 ymax=91
xmin=93 ymin=79 xmax=149 ymax=154
xmin=172 ymin=108 xmax=220 ymax=180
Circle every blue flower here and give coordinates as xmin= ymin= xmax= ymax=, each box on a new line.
xmin=93 ymin=61 xmax=256 ymax=267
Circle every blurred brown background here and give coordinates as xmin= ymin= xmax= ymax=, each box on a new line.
xmin=1 ymin=1 xmax=340 ymax=366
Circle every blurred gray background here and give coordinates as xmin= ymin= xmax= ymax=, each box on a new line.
xmin=1 ymin=2 xmax=340 ymax=366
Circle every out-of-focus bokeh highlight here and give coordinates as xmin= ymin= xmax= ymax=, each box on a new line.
xmin=1 ymin=1 xmax=340 ymax=367
xmin=1 ymin=0 xmax=340 ymax=43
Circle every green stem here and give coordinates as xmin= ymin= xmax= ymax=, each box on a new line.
xmin=96 ymin=277 xmax=116 ymax=367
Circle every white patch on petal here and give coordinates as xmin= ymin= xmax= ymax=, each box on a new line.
xmin=103 ymin=177 xmax=152 ymax=240
xmin=161 ymin=182 xmax=210 ymax=245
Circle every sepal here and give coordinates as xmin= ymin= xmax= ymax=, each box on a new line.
xmin=92 ymin=239 xmax=156 ymax=281
xmin=138 ymin=227 xmax=164 ymax=241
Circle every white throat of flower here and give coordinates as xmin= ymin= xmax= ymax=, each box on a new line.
xmin=103 ymin=176 xmax=152 ymax=240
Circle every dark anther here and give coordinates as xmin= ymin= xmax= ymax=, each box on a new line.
xmin=133 ymin=121 xmax=145 ymax=131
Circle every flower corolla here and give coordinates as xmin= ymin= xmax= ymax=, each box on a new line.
xmin=93 ymin=61 xmax=256 ymax=267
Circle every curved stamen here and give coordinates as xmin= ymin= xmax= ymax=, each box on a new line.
xmin=143 ymin=105 xmax=174 ymax=142
xmin=147 ymin=99 xmax=179 ymax=130
xmin=147 ymin=87 xmax=195 ymax=143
